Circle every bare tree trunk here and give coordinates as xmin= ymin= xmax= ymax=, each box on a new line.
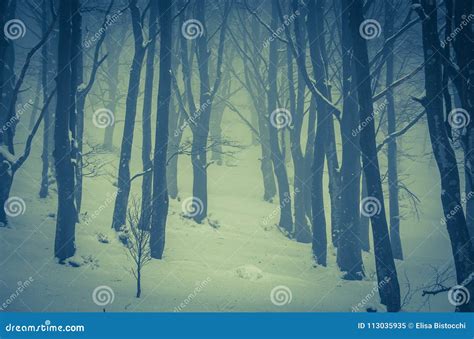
xmin=268 ymin=0 xmax=293 ymax=234
xmin=452 ymin=0 xmax=474 ymax=243
xmin=111 ymin=0 xmax=146 ymax=231
xmin=415 ymin=0 xmax=474 ymax=312
xmin=385 ymin=0 xmax=403 ymax=260
xmin=39 ymin=0 xmax=51 ymax=199
xmin=291 ymin=0 xmax=311 ymax=242
xmin=337 ymin=0 xmax=364 ymax=278
xmin=139 ymin=0 xmax=159 ymax=229
xmin=150 ymin=0 xmax=172 ymax=259
xmin=347 ymin=0 xmax=401 ymax=311
xmin=54 ymin=0 xmax=78 ymax=261
xmin=190 ymin=1 xmax=230 ymax=223
xmin=308 ymin=0 xmax=331 ymax=265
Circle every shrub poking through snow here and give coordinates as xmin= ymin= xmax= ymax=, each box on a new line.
xmin=125 ymin=199 xmax=151 ymax=298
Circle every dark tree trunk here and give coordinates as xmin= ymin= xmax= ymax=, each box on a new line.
xmin=337 ymin=0 xmax=364 ymax=278
xmin=190 ymin=1 xmax=230 ymax=223
xmin=308 ymin=0 xmax=331 ymax=265
xmin=359 ymin=173 xmax=370 ymax=251
xmin=102 ymin=25 xmax=127 ymax=151
xmin=167 ymin=93 xmax=184 ymax=199
xmin=0 ymin=0 xmax=15 ymax=225
xmin=247 ymin=17 xmax=276 ymax=202
xmin=139 ymin=0 xmax=159 ymax=230
xmin=385 ymin=0 xmax=403 ymax=260
xmin=71 ymin=0 xmax=83 ymax=215
xmin=150 ymin=0 xmax=172 ymax=259
xmin=54 ymin=0 xmax=78 ymax=261
xmin=452 ymin=0 xmax=474 ymax=243
xmin=39 ymin=0 xmax=50 ymax=199
xmin=288 ymin=0 xmax=311 ymax=243
xmin=111 ymin=0 xmax=146 ymax=231
xmin=304 ymin=98 xmax=316 ymax=221
xmin=415 ymin=0 xmax=474 ymax=312
xmin=268 ymin=0 xmax=293 ymax=234
xmin=347 ymin=0 xmax=401 ymax=311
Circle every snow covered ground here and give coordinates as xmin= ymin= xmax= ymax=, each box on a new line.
xmin=0 ymin=115 xmax=458 ymax=312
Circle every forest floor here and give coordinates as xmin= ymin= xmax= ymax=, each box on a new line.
xmin=0 ymin=123 xmax=458 ymax=312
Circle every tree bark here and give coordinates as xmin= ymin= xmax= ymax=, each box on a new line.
xmin=111 ymin=0 xmax=146 ymax=231
xmin=150 ymin=0 xmax=172 ymax=259
xmin=337 ymin=0 xmax=364 ymax=278
xmin=415 ymin=0 xmax=474 ymax=312
xmin=54 ymin=0 xmax=78 ymax=261
xmin=385 ymin=0 xmax=403 ymax=260
xmin=346 ymin=0 xmax=401 ymax=311
xmin=139 ymin=0 xmax=159 ymax=229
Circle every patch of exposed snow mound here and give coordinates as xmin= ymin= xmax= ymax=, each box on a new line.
xmin=235 ymin=265 xmax=263 ymax=281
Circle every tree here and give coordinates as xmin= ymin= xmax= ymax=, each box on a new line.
xmin=414 ymin=0 xmax=474 ymax=312
xmin=149 ymin=0 xmax=172 ymax=259
xmin=268 ymin=0 xmax=293 ymax=234
xmin=346 ymin=0 xmax=401 ymax=311
xmin=384 ymin=0 xmax=403 ymax=260
xmin=140 ymin=0 xmax=159 ymax=229
xmin=111 ymin=0 xmax=146 ymax=231
xmin=126 ymin=199 xmax=151 ymax=298
xmin=337 ymin=0 xmax=364 ymax=278
xmin=54 ymin=0 xmax=78 ymax=261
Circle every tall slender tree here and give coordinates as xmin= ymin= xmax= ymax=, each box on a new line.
xmin=54 ymin=0 xmax=78 ymax=261
xmin=149 ymin=0 xmax=172 ymax=259
xmin=346 ymin=0 xmax=401 ymax=311
xmin=111 ymin=0 xmax=146 ymax=231
xmin=414 ymin=0 xmax=474 ymax=312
